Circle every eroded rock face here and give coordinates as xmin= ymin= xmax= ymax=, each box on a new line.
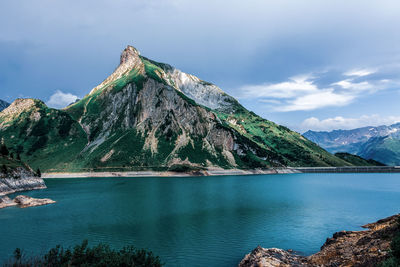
xmin=0 ymin=177 xmax=46 ymax=196
xmin=239 ymin=214 xmax=400 ymax=267
xmin=74 ymin=58 xmax=257 ymax=168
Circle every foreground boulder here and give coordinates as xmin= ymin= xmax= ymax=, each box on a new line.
xmin=239 ymin=214 xmax=400 ymax=267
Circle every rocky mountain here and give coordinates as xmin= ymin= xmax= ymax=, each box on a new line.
xmin=0 ymin=99 xmax=9 ymax=112
xmin=0 ymin=45 xmax=350 ymax=172
xmin=304 ymin=123 xmax=400 ymax=165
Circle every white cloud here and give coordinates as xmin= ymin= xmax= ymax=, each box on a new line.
xmin=239 ymin=73 xmax=357 ymax=112
xmin=47 ymin=90 xmax=78 ymax=109
xmin=301 ymin=115 xmax=400 ymax=132
xmin=278 ymin=89 xmax=354 ymax=112
xmin=238 ymin=68 xmax=396 ymax=112
xmin=332 ymin=79 xmax=373 ymax=91
xmin=241 ymin=74 xmax=317 ymax=99
xmin=343 ymin=68 xmax=377 ymax=77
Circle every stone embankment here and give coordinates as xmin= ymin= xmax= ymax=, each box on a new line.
xmin=239 ymin=214 xmax=400 ymax=267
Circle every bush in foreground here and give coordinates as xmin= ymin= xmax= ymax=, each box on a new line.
xmin=5 ymin=240 xmax=163 ymax=267
xmin=379 ymin=219 xmax=400 ymax=267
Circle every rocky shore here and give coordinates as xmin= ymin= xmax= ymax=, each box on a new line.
xmin=42 ymin=168 xmax=300 ymax=178
xmin=0 ymin=195 xmax=55 ymax=209
xmin=0 ymin=177 xmax=46 ymax=196
xmin=239 ymin=214 xmax=400 ymax=267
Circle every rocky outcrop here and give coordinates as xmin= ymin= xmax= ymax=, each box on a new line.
xmin=0 ymin=177 xmax=46 ymax=196
xmin=0 ymin=195 xmax=55 ymax=209
xmin=239 ymin=214 xmax=400 ymax=267
xmin=0 ymin=163 xmax=46 ymax=196
xmin=239 ymin=247 xmax=307 ymax=267
xmin=14 ymin=195 xmax=55 ymax=208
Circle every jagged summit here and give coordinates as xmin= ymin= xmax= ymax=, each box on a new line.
xmin=120 ymin=45 xmax=140 ymax=64
xmin=86 ymin=44 xmax=238 ymax=112
xmin=89 ymin=45 xmax=144 ymax=95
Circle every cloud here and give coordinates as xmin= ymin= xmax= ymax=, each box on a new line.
xmin=239 ymin=73 xmax=358 ymax=112
xmin=47 ymin=90 xmax=78 ymax=109
xmin=241 ymin=74 xmax=317 ymax=99
xmin=301 ymin=115 xmax=400 ymax=132
xmin=278 ymin=89 xmax=354 ymax=111
xmin=238 ymin=67 xmax=397 ymax=112
xmin=332 ymin=79 xmax=373 ymax=91
xmin=343 ymin=68 xmax=376 ymax=77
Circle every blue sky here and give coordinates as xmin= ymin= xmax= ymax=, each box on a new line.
xmin=0 ymin=0 xmax=399 ymax=132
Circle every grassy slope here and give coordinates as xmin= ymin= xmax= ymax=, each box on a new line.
xmin=334 ymin=152 xmax=386 ymax=166
xmin=0 ymin=100 xmax=87 ymax=171
xmin=0 ymin=155 xmax=31 ymax=171
xmin=358 ymin=137 xmax=400 ymax=166
xmin=214 ymin=104 xmax=350 ymax=167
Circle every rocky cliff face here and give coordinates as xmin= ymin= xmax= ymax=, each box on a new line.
xmin=1 ymin=45 xmax=350 ymax=171
xmin=0 ymin=177 xmax=46 ymax=196
xmin=239 ymin=214 xmax=400 ymax=267
xmin=0 ymin=156 xmax=46 ymax=196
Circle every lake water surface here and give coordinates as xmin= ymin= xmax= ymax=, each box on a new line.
xmin=1 ymin=173 xmax=400 ymax=266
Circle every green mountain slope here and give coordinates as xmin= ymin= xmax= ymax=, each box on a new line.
xmin=0 ymin=99 xmax=87 ymax=170
xmin=334 ymin=152 xmax=385 ymax=166
xmin=0 ymin=46 xmax=350 ymax=171
xmin=357 ymin=136 xmax=400 ymax=166
xmin=0 ymin=155 xmax=33 ymax=175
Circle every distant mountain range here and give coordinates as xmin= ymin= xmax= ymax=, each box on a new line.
xmin=0 ymin=100 xmax=9 ymax=112
xmin=304 ymin=123 xmax=400 ymax=165
xmin=0 ymin=45 xmax=353 ymax=172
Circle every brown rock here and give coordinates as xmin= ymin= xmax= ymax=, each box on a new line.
xmin=239 ymin=214 xmax=400 ymax=267
xmin=13 ymin=195 xmax=55 ymax=208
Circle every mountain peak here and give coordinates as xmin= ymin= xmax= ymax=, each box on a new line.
xmin=120 ymin=45 xmax=140 ymax=65
xmin=89 ymin=45 xmax=144 ymax=95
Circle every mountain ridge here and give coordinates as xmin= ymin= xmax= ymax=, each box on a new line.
xmin=304 ymin=123 xmax=400 ymax=165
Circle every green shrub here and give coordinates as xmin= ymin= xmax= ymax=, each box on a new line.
xmin=379 ymin=221 xmax=400 ymax=267
xmin=5 ymin=240 xmax=163 ymax=267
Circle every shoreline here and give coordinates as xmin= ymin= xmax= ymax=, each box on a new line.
xmin=42 ymin=166 xmax=400 ymax=178
xmin=42 ymin=168 xmax=299 ymax=178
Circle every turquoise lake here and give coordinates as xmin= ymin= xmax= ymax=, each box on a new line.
xmin=1 ymin=173 xmax=400 ymax=266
